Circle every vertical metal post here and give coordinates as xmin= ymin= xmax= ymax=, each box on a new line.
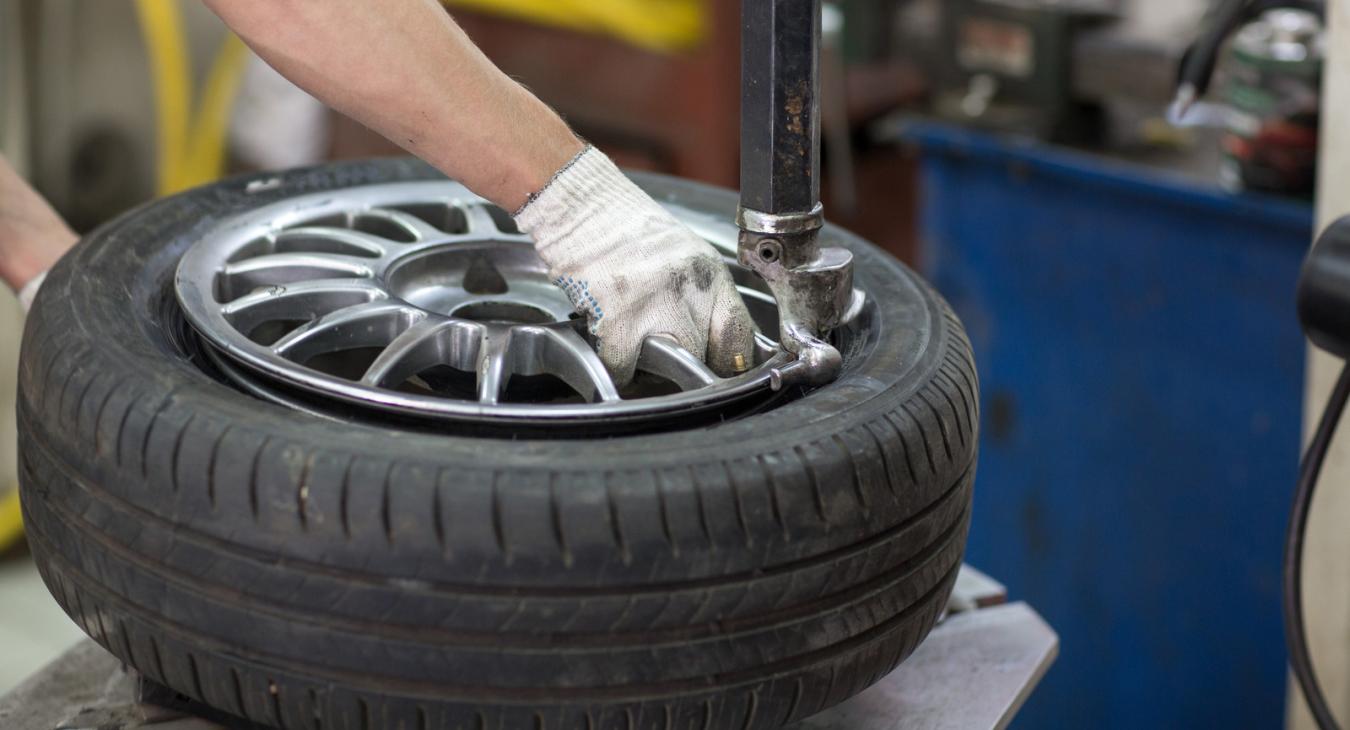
xmin=736 ymin=0 xmax=855 ymax=388
xmin=739 ymin=0 xmax=822 ymax=219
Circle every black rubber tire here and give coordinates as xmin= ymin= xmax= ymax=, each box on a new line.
xmin=18 ymin=159 xmax=978 ymax=730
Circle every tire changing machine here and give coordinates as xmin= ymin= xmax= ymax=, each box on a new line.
xmin=0 ymin=2 xmax=1057 ymax=727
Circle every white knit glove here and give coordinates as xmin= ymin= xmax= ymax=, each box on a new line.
xmin=515 ymin=147 xmax=756 ymax=385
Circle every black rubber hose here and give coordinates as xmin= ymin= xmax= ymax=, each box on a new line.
xmin=1177 ymin=0 xmax=1249 ymax=98
xmin=1284 ymin=364 xmax=1350 ymax=730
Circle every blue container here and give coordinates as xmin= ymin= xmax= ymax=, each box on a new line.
xmin=906 ymin=122 xmax=1312 ymax=728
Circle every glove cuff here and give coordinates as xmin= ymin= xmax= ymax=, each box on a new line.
xmin=513 ymin=146 xmax=658 ymax=253
xmin=512 ymin=144 xmax=594 ymax=218
xmin=18 ymin=270 xmax=46 ymax=313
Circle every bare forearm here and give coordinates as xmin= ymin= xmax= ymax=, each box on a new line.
xmin=202 ymin=0 xmax=582 ymax=211
xmin=0 ymin=157 xmax=77 ymax=292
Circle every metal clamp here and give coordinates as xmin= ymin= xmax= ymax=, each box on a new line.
xmin=737 ymin=204 xmax=855 ymax=389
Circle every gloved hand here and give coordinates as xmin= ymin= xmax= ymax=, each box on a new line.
xmin=515 ymin=146 xmax=756 ymax=385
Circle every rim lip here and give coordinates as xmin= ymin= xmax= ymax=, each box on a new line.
xmin=175 ymin=181 xmax=791 ymax=425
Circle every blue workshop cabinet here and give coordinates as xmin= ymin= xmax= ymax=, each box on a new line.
xmin=906 ymin=123 xmax=1312 ymax=728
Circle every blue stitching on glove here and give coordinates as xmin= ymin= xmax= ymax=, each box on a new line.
xmin=554 ymin=275 xmax=603 ymax=335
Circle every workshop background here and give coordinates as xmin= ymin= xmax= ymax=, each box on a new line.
xmin=0 ymin=0 xmax=1333 ymax=727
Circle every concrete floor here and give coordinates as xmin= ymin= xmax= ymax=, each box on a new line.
xmin=0 ymin=552 xmax=84 ymax=694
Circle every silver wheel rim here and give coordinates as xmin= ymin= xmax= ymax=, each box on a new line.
xmin=175 ymin=181 xmax=793 ymax=427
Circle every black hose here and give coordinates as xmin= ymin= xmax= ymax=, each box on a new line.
xmin=1285 ymin=364 xmax=1350 ymax=730
xmin=1177 ymin=0 xmax=1249 ymax=98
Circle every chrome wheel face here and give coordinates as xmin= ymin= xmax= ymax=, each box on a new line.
xmin=175 ymin=181 xmax=792 ymax=428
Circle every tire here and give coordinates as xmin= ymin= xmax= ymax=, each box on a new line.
xmin=18 ymin=159 xmax=978 ymax=730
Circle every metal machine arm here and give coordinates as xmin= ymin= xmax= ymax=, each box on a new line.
xmin=737 ymin=0 xmax=856 ymax=388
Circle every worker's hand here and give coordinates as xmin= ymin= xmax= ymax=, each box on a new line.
xmin=516 ymin=147 xmax=757 ymax=385
xmin=0 ymin=155 xmax=77 ymax=311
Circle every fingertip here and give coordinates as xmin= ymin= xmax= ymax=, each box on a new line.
xmin=597 ymin=336 xmax=639 ymax=388
xmin=707 ymin=287 xmax=757 ymax=377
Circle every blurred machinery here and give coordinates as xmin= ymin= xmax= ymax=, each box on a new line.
xmin=1218 ymin=8 xmax=1323 ymax=196
xmin=915 ymin=0 xmax=1326 ymax=196
xmin=1174 ymin=2 xmax=1325 ymax=196
xmin=932 ymin=0 xmax=1120 ymax=143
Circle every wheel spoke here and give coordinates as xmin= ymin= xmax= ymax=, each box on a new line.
xmin=476 ymin=329 xmax=511 ymax=405
xmin=528 ymin=327 xmax=621 ymax=403
xmin=271 ymin=301 xmax=423 ymax=363
xmin=218 ymin=252 xmax=375 ymax=301
xmin=364 ymin=208 xmax=446 ymax=242
xmin=220 ymin=278 xmax=387 ymax=334
xmin=638 ymin=336 xmax=719 ymax=390
xmin=274 ymin=228 xmax=391 ymax=258
xmin=464 ymin=205 xmax=507 ymax=235
xmin=360 ymin=318 xmax=483 ymax=387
